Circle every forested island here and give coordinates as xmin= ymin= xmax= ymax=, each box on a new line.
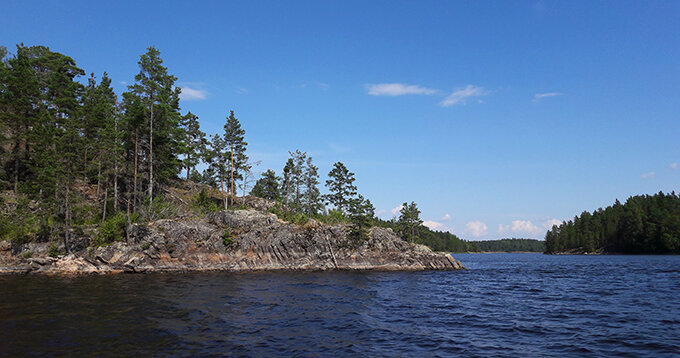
xmin=544 ymin=192 xmax=680 ymax=254
xmin=0 ymin=44 xmax=470 ymax=273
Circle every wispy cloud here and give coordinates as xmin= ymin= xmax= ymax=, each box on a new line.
xmin=641 ymin=172 xmax=655 ymax=179
xmin=440 ymin=85 xmax=487 ymax=107
xmin=671 ymin=162 xmax=679 ymax=170
xmin=532 ymin=92 xmax=563 ymax=102
xmin=440 ymin=213 xmax=452 ymax=221
xmin=179 ymin=86 xmax=208 ymax=100
xmin=367 ymin=83 xmax=437 ymax=96
xmin=465 ymin=221 xmax=488 ymax=237
xmin=235 ymin=87 xmax=248 ymax=94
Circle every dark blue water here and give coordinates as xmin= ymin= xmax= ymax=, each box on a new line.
xmin=1 ymin=254 xmax=679 ymax=357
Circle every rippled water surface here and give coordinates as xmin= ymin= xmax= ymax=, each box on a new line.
xmin=1 ymin=254 xmax=679 ymax=357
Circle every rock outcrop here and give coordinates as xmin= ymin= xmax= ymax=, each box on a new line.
xmin=0 ymin=209 xmax=464 ymax=274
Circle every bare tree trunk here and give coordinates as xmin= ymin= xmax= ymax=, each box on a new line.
xmin=64 ymin=185 xmax=71 ymax=254
xmin=101 ymin=184 xmax=108 ymax=223
xmin=219 ymin=156 xmax=227 ymax=210
xmin=114 ymin=117 xmax=119 ymax=214
xmin=96 ymin=153 xmax=102 ymax=199
xmin=230 ymin=143 xmax=234 ymax=201
xmin=13 ymin=156 xmax=18 ymax=194
xmin=113 ymin=159 xmax=118 ymax=214
xmin=149 ymin=102 xmax=154 ymax=204
xmin=133 ymin=129 xmax=138 ymax=213
xmin=126 ymin=184 xmax=131 ymax=243
xmin=83 ymin=148 xmax=88 ymax=182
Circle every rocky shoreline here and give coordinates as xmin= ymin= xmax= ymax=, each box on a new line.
xmin=0 ymin=209 xmax=464 ymax=275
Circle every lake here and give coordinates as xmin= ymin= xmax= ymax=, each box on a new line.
xmin=1 ymin=253 xmax=678 ymax=357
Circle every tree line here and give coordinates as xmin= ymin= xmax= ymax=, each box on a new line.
xmin=544 ymin=191 xmax=680 ymax=254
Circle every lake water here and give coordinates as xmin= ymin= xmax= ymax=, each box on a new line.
xmin=1 ymin=253 xmax=679 ymax=357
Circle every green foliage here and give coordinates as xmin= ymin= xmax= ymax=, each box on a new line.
xmin=545 ymin=191 xmax=680 ymax=254
xmin=325 ymin=162 xmax=357 ymax=214
xmin=93 ymin=212 xmax=127 ymax=246
xmin=347 ymin=195 xmax=375 ymax=243
xmin=48 ymin=242 xmax=62 ymax=257
xmin=250 ymin=169 xmax=280 ymax=200
xmin=21 ymin=251 xmax=33 ymax=259
xmin=222 ymin=229 xmax=233 ymax=246
xmin=397 ymin=201 xmax=423 ymax=243
xmin=141 ymin=242 xmax=151 ymax=250
xmin=322 ymin=209 xmax=348 ymax=225
xmin=269 ymin=203 xmax=309 ymax=225
xmin=374 ymin=217 xmax=476 ymax=253
xmin=473 ymin=238 xmax=544 ymax=252
xmin=193 ymin=188 xmax=220 ymax=213
xmin=139 ymin=195 xmax=177 ymax=222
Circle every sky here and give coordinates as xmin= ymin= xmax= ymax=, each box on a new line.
xmin=3 ymin=0 xmax=679 ymax=240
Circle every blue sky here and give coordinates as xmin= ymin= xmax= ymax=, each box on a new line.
xmin=3 ymin=1 xmax=679 ymax=240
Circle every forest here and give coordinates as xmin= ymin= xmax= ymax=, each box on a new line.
xmin=0 ymin=44 xmax=476 ymax=254
xmin=544 ymin=192 xmax=680 ymax=254
xmin=473 ymin=239 xmax=544 ymax=253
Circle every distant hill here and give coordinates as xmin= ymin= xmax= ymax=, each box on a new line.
xmin=472 ymin=238 xmax=545 ymax=253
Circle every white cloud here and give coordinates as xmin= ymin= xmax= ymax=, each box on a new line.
xmin=440 ymin=85 xmax=487 ymax=107
xmin=235 ymin=87 xmax=248 ymax=94
xmin=179 ymin=86 xmax=208 ymax=100
xmin=423 ymin=220 xmax=445 ymax=231
xmin=543 ymin=219 xmax=562 ymax=229
xmin=498 ymin=224 xmax=510 ymax=234
xmin=440 ymin=213 xmax=452 ymax=221
xmin=532 ymin=92 xmax=563 ymax=102
xmin=511 ymin=220 xmax=543 ymax=235
xmin=499 ymin=220 xmax=544 ymax=236
xmin=465 ymin=221 xmax=488 ymax=237
xmin=671 ymin=162 xmax=679 ymax=170
xmin=641 ymin=172 xmax=655 ymax=179
xmin=367 ymin=83 xmax=437 ymax=96
xmin=390 ymin=204 xmax=404 ymax=216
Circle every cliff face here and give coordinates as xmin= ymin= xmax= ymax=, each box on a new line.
xmin=0 ymin=209 xmax=464 ymax=274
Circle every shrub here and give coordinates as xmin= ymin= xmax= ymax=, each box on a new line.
xmin=48 ymin=242 xmax=62 ymax=257
xmin=193 ymin=189 xmax=220 ymax=213
xmin=94 ymin=212 xmax=127 ymax=246
xmin=21 ymin=251 xmax=33 ymax=259
xmin=222 ymin=229 xmax=233 ymax=246
xmin=269 ymin=204 xmax=309 ymax=225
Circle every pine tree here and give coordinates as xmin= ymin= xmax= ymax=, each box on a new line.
xmin=206 ymin=134 xmax=228 ymax=209
xmin=128 ymin=47 xmax=183 ymax=205
xmin=347 ymin=194 xmax=375 ymax=242
xmin=398 ymin=201 xmax=423 ymax=243
xmin=223 ymin=110 xmax=247 ymax=200
xmin=289 ymin=150 xmax=306 ymax=210
xmin=302 ymin=156 xmax=321 ymax=215
xmin=325 ymin=161 xmax=357 ymax=214
xmin=281 ymin=158 xmax=295 ymax=206
xmin=180 ymin=111 xmax=207 ymax=180
xmin=250 ymin=169 xmax=280 ymax=200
